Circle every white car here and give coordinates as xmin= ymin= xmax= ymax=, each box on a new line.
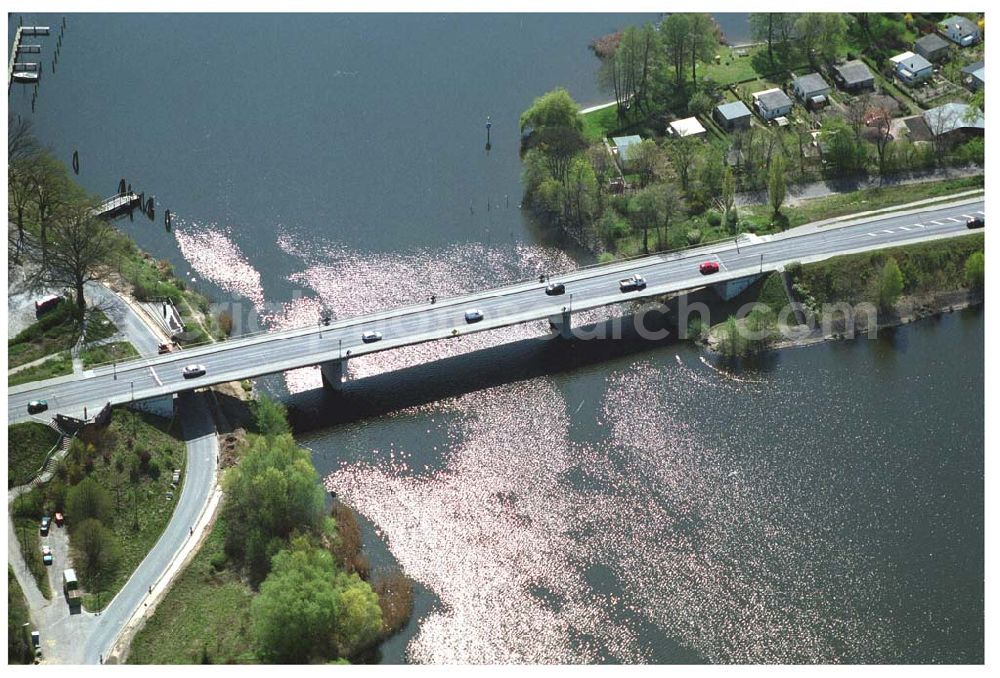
xmin=362 ymin=331 xmax=383 ymax=343
xmin=464 ymin=309 xmax=484 ymax=323
xmin=182 ymin=364 xmax=206 ymax=379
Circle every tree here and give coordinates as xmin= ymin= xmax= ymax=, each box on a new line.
xmin=688 ymin=91 xmax=713 ymax=117
xmin=252 ymin=395 xmax=291 ymax=437
xmin=26 ymin=152 xmax=70 ymax=263
xmin=660 ymin=14 xmax=691 ymax=88
xmin=519 ymin=88 xmax=583 ymax=135
xmin=964 ymin=252 xmax=984 ymax=292
xmin=717 ymin=165 xmax=738 ymax=232
xmin=686 ymin=14 xmax=718 ymax=83
xmin=795 ymin=13 xmax=845 ymax=66
xmin=222 ymin=434 xmax=327 ymax=585
xmin=72 ymin=518 xmax=121 ymax=589
xmin=767 ymin=152 xmax=786 ymax=220
xmin=66 ymin=477 xmax=113 ymax=525
xmin=597 ymin=24 xmax=660 ymax=119
xmin=822 ymin=118 xmax=869 ymax=176
xmin=332 ymin=572 xmax=384 ymax=658
xmin=28 ymin=198 xmax=121 ymax=316
xmin=252 ymin=540 xmax=341 ymax=663
xmin=668 ymin=136 xmax=697 ymax=194
xmin=652 ymin=183 xmax=683 ymax=251
xmin=877 ymin=257 xmax=904 ymax=312
xmin=871 ymin=108 xmax=893 ymax=185
xmin=750 ymin=13 xmax=799 ymax=66
xmin=627 ymin=139 xmax=663 ymax=188
xmin=628 ymin=188 xmax=661 ymax=255
xmin=586 ymin=144 xmax=614 ymax=214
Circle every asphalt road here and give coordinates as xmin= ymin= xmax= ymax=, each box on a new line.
xmin=8 ymin=199 xmax=984 ymax=424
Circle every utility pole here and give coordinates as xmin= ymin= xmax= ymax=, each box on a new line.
xmin=760 ymin=253 xmax=764 ymax=273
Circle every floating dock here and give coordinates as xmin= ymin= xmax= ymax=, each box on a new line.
xmin=94 ymin=192 xmax=142 ymax=220
xmin=9 ymin=27 xmax=50 ymax=87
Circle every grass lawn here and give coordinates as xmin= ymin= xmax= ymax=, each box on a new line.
xmin=127 ymin=518 xmax=257 ymax=664
xmin=792 ymin=232 xmax=983 ymax=306
xmin=8 ymin=299 xmax=80 ymax=370
xmin=8 ymin=352 xmax=74 ymax=387
xmin=8 ymin=422 xmax=61 ymax=488
xmin=9 ymin=567 xmax=35 ymax=664
xmin=697 ymin=44 xmax=764 ymax=85
xmin=81 ymin=341 xmax=139 ymax=369
xmin=10 ymin=514 xmax=52 ymax=600
xmin=75 ymin=410 xmax=187 ymax=611
xmin=581 ymin=105 xmax=620 ymax=142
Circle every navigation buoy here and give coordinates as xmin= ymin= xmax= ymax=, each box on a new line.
xmin=118 ymin=178 xmax=126 ymax=194
xmin=72 ymin=150 xmax=79 ymax=174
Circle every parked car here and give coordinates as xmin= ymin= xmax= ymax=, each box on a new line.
xmin=27 ymin=399 xmax=48 ymax=414
xmin=31 ymin=630 xmax=41 ymax=658
xmin=545 ymin=282 xmax=566 ymax=296
xmin=42 ymin=545 xmax=53 ymax=566
xmin=362 ymin=331 xmax=383 ymax=343
xmin=699 ymin=261 xmax=720 ymax=275
xmin=54 ymin=512 xmax=64 ymax=527
xmin=182 ymin=364 xmax=206 ymax=379
xmin=40 ymin=516 xmax=50 ymax=536
xmin=967 ymin=217 xmax=984 ymax=229
xmin=619 ymin=274 xmax=647 ymax=292
xmin=157 ymin=342 xmax=175 ymax=355
xmin=464 ymin=309 xmax=484 ymax=323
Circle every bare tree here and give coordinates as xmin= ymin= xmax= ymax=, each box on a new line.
xmin=27 ymin=153 xmax=71 ymax=264
xmin=845 ymin=93 xmax=872 ymax=140
xmin=871 ymin=109 xmax=893 ymax=185
xmin=28 ymin=199 xmax=122 ymax=316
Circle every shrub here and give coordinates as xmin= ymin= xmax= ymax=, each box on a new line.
xmin=965 ymin=252 xmax=984 ymax=292
xmin=373 ymin=569 xmax=414 ymax=636
xmin=217 ymin=311 xmax=234 ymax=337
xmin=65 ymin=477 xmax=112 ymax=526
xmin=686 ymin=229 xmax=703 ymax=245
xmin=706 ymin=211 xmax=722 ymax=227
xmin=877 ymin=257 xmax=905 ymax=312
xmin=598 ymin=252 xmax=616 ymax=264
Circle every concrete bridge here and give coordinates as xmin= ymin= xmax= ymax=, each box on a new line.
xmin=8 ymin=198 xmax=984 ymax=425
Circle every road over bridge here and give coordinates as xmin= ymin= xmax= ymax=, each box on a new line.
xmin=8 ymin=198 xmax=984 ymax=425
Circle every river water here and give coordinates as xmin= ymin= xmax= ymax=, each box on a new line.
xmin=9 ymin=13 xmax=982 ymax=664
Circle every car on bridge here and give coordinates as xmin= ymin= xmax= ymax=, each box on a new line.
xmin=545 ymin=282 xmax=566 ymax=296
xmin=27 ymin=399 xmax=48 ymax=414
xmin=619 ymin=274 xmax=646 ymax=292
xmin=465 ymin=309 xmax=484 ymax=323
xmin=699 ymin=261 xmax=720 ymax=275
xmin=362 ymin=331 xmax=383 ymax=343
xmin=182 ymin=364 xmax=207 ymax=379
xmin=967 ymin=216 xmax=984 ymax=229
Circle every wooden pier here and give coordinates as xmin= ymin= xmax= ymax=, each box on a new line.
xmin=8 ymin=26 xmax=49 ymax=87
xmin=94 ymin=192 xmax=142 ymax=220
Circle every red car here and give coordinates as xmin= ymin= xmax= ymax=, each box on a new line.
xmin=699 ymin=261 xmax=720 ymax=275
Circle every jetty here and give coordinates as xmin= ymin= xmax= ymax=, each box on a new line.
xmin=8 ymin=26 xmax=49 ymax=87
xmin=94 ymin=193 xmax=142 ymax=220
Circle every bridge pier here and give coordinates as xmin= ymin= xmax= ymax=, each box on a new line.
xmin=127 ymin=394 xmax=176 ymax=419
xmin=713 ymin=273 xmax=764 ymax=301
xmin=320 ymin=359 xmax=347 ymax=390
xmin=548 ymin=309 xmax=573 ymax=339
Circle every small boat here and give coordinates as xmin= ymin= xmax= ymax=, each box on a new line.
xmin=12 ymin=70 xmax=39 ymax=83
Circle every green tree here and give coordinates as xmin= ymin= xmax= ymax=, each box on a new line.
xmin=877 ymin=257 xmax=904 ymax=312
xmin=332 ymin=572 xmax=384 ymax=658
xmin=252 ymin=395 xmax=291 ymax=437
xmin=767 ymin=152 xmax=786 ymax=220
xmin=717 ymin=316 xmax=746 ymax=358
xmin=627 ymin=139 xmax=663 ymax=188
xmin=628 ymin=188 xmax=661 ymax=255
xmin=750 ymin=13 xmax=799 ymax=66
xmin=72 ymin=518 xmax=122 ymax=589
xmin=252 ymin=540 xmax=340 ymax=663
xmin=688 ymin=91 xmax=713 ymax=117
xmin=718 ymin=165 xmax=738 ymax=232
xmin=964 ymin=251 xmax=985 ymax=292
xmin=222 ymin=434 xmax=326 ymax=585
xmin=660 ymin=14 xmax=691 ymax=88
xmin=795 ymin=13 xmax=846 ymax=66
xmin=26 ymin=152 xmax=70 ymax=264
xmin=66 ymin=477 xmax=113 ymax=526
xmin=686 ymin=14 xmax=718 ymax=83
xmin=668 ymin=136 xmax=697 ymax=194
xmin=519 ymin=88 xmax=583 ymax=135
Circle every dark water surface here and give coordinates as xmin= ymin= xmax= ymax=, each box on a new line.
xmin=8 ymin=12 xmax=981 ymax=664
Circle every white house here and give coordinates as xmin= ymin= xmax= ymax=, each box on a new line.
xmin=752 ymin=88 xmax=793 ymax=121
xmin=938 ymin=15 xmax=980 ymax=47
xmin=890 ymin=51 xmax=933 ymax=85
xmin=668 ymin=117 xmax=707 ymax=138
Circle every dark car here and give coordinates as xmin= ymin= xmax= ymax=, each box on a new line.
xmin=182 ymin=364 xmax=206 ymax=379
xmin=545 ymin=283 xmax=566 ymax=296
xmin=967 ymin=217 xmax=984 ymax=229
xmin=464 ymin=309 xmax=484 ymax=323
xmin=27 ymin=399 xmax=48 ymax=414
xmin=362 ymin=331 xmax=382 ymax=344
xmin=40 ymin=516 xmax=50 ymax=536
xmin=699 ymin=261 xmax=720 ymax=275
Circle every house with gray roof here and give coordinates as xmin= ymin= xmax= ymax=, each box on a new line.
xmin=890 ymin=51 xmax=933 ymax=85
xmin=962 ymin=60 xmax=984 ymax=91
xmin=938 ymin=15 xmax=980 ymax=47
xmin=713 ymin=100 xmax=752 ymax=131
xmin=833 ymin=60 xmax=875 ymax=92
xmin=611 ymin=135 xmax=644 ymax=172
xmin=914 ymin=33 xmax=950 ymax=62
xmin=923 ymin=102 xmax=984 ymax=140
xmin=791 ymin=73 xmax=831 ymax=109
xmin=752 ymin=88 xmax=793 ymax=121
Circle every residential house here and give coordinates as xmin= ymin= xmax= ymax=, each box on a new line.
xmin=890 ymin=51 xmax=934 ymax=85
xmin=668 ymin=117 xmax=707 ymax=138
xmin=791 ymin=73 xmax=831 ymax=109
xmin=961 ymin=61 xmax=984 ymax=91
xmin=833 ymin=60 xmax=875 ymax=92
xmin=714 ymin=101 xmax=752 ymax=131
xmin=752 ymin=87 xmax=793 ymax=121
xmin=611 ymin=135 xmax=643 ymax=172
xmin=938 ymin=15 xmax=980 ymax=47
xmin=914 ymin=33 xmax=950 ymax=62
xmin=923 ymin=102 xmax=984 ymax=141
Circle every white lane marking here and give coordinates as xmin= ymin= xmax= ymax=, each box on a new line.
xmin=913 ymin=223 xmax=925 ymax=228
xmin=962 ymin=214 xmax=976 ymax=220
xmin=881 ymin=229 xmax=894 ymax=234
xmin=946 ymin=217 xmax=961 ymax=223
xmin=930 ymin=220 xmax=944 ymax=225
xmin=149 ymin=366 xmax=163 ymax=386
xmin=867 ymin=232 xmax=878 ymax=237
xmin=898 ymin=226 xmax=911 ymax=231
xmin=976 ymin=210 xmax=985 ymax=215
